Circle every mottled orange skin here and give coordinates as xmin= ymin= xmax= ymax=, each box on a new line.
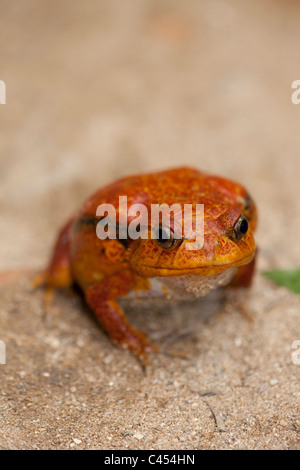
xmin=41 ymin=167 xmax=257 ymax=362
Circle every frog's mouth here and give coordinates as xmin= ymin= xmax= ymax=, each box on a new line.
xmin=135 ymin=251 xmax=255 ymax=277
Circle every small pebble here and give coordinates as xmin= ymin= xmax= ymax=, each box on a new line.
xmin=103 ymin=354 xmax=113 ymax=365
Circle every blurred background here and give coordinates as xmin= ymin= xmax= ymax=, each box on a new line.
xmin=1 ymin=0 xmax=300 ymax=270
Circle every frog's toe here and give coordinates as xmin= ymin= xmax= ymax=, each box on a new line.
xmin=116 ymin=329 xmax=159 ymax=366
xmin=32 ymin=270 xmax=48 ymax=288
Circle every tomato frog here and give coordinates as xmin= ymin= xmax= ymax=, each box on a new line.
xmin=37 ymin=167 xmax=257 ymax=363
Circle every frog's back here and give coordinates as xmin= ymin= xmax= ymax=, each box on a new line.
xmin=76 ymin=167 xmax=256 ymax=230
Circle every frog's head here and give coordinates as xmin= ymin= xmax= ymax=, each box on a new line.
xmin=129 ymin=200 xmax=256 ymax=278
xmin=88 ymin=167 xmax=257 ymax=283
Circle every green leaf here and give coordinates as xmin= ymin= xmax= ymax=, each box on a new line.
xmin=263 ymin=269 xmax=300 ymax=294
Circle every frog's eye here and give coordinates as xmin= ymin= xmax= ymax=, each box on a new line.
xmin=233 ymin=215 xmax=248 ymax=240
xmin=154 ymin=225 xmax=177 ymax=250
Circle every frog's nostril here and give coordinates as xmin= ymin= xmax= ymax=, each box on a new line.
xmin=233 ymin=216 xmax=248 ymax=240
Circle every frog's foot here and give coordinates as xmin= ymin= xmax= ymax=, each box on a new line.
xmin=86 ymin=290 xmax=158 ymax=365
xmin=218 ymin=287 xmax=254 ymax=323
xmin=33 ymin=267 xmax=72 ymax=321
xmin=32 ymin=270 xmax=48 ymax=288
xmin=31 ymin=272 xmax=54 ymax=318
xmin=235 ymin=292 xmax=254 ymax=322
xmin=112 ymin=318 xmax=158 ymax=366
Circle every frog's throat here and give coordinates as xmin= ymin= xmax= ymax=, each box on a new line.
xmin=134 ymin=251 xmax=255 ymax=277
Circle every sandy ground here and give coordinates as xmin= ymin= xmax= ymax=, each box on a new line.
xmin=0 ymin=0 xmax=300 ymax=450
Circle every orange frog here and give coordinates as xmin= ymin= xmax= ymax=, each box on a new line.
xmin=39 ymin=167 xmax=257 ymax=362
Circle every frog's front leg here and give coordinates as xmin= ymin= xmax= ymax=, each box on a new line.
xmin=85 ymin=271 xmax=158 ymax=363
xmin=222 ymin=251 xmax=258 ymax=321
xmin=228 ymin=249 xmax=258 ymax=289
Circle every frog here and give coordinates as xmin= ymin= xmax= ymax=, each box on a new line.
xmin=37 ymin=167 xmax=257 ymax=363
